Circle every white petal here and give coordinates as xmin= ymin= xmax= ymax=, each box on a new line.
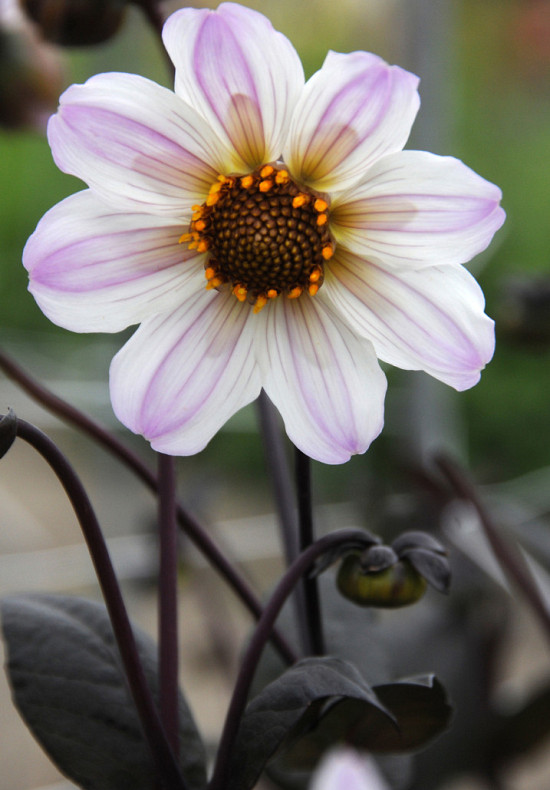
xmin=23 ymin=190 xmax=204 ymax=333
xmin=48 ymin=72 xmax=237 ymax=215
xmin=331 ymin=151 xmax=505 ymax=268
xmin=256 ymin=297 xmax=386 ymax=464
xmin=162 ymin=3 xmax=304 ymax=169
xmin=110 ymin=291 xmax=261 ymax=455
xmin=284 ymin=50 xmax=419 ymax=193
xmin=311 ymin=749 xmax=390 ymax=790
xmin=322 ymin=249 xmax=495 ymax=390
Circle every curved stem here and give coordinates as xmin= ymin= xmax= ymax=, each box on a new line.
xmin=11 ymin=416 xmax=187 ymax=790
xmin=295 ymin=448 xmax=324 ymax=655
xmin=436 ymin=454 xmax=550 ymax=645
xmin=0 ymin=348 xmax=297 ymax=665
xmin=158 ymin=453 xmax=180 ymax=757
xmin=207 ymin=527 xmax=374 ymax=790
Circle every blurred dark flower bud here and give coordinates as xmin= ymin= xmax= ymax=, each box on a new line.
xmin=18 ymin=0 xmax=127 ymax=46
xmin=336 ymin=530 xmax=450 ymax=608
xmin=498 ymin=276 xmax=550 ymax=348
xmin=0 ymin=3 xmax=64 ymax=130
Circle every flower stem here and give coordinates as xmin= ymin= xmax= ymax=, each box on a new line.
xmin=158 ymin=453 xmax=180 ymax=758
xmin=256 ymin=392 xmax=307 ymax=652
xmin=436 ymin=454 xmax=550 ymax=645
xmin=0 ymin=348 xmax=297 ymax=665
xmin=295 ymin=448 xmax=325 ymax=655
xmin=207 ymin=527 xmax=375 ymax=790
xmin=10 ymin=416 xmax=187 ymax=790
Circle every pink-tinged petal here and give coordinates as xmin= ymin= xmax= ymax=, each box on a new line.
xmin=256 ymin=297 xmax=386 ymax=464
xmin=110 ymin=291 xmax=261 ymax=455
xmin=162 ymin=3 xmax=304 ymax=169
xmin=23 ymin=190 xmax=204 ymax=333
xmin=48 ymin=72 xmax=238 ymax=215
xmin=284 ymin=51 xmax=420 ymax=193
xmin=311 ymin=749 xmax=390 ymax=790
xmin=322 ymin=249 xmax=495 ymax=390
xmin=331 ymin=151 xmax=505 ymax=268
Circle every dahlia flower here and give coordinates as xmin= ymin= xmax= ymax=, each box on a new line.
xmin=23 ymin=3 xmax=505 ymax=464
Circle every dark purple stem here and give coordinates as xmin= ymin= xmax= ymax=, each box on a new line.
xmin=207 ymin=527 xmax=373 ymax=790
xmin=436 ymin=454 xmax=550 ymax=645
xmin=12 ymin=417 xmax=187 ymax=790
xmin=158 ymin=453 xmax=180 ymax=757
xmin=0 ymin=348 xmax=297 ymax=665
xmin=295 ymin=448 xmax=324 ymax=655
xmin=256 ymin=392 xmax=307 ymax=652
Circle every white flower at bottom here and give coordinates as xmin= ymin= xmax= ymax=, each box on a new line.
xmin=23 ymin=2 xmax=505 ymax=464
xmin=310 ymin=748 xmax=390 ymax=790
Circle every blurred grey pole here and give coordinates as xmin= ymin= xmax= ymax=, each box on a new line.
xmin=391 ymin=0 xmax=468 ymax=466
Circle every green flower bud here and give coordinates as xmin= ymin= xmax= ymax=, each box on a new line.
xmin=337 ymin=552 xmax=428 ymax=608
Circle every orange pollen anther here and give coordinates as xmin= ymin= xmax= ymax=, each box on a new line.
xmin=322 ymin=244 xmax=334 ymax=260
xmin=197 ymin=240 xmax=209 ymax=253
xmin=260 ymin=165 xmax=274 ymax=178
xmin=253 ymin=295 xmax=268 ymax=313
xmin=316 ymin=213 xmax=328 ymax=226
xmin=308 ymin=283 xmax=319 ymax=296
xmin=288 ymin=286 xmax=302 ymax=299
xmin=205 ymin=267 xmax=216 ymax=280
xmin=292 ymin=194 xmax=309 ymax=209
xmin=267 ymin=289 xmax=278 ymax=299
xmin=314 ymin=198 xmax=328 ymax=213
xmin=309 ymin=268 xmax=322 ymax=283
xmin=240 ymin=175 xmax=254 ymax=189
xmin=259 ymin=179 xmax=273 ymax=192
xmin=233 ymin=285 xmax=248 ymax=301
xmin=275 ymin=170 xmax=289 ymax=184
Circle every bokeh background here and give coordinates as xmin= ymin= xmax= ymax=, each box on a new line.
xmin=1 ymin=1 xmax=550 ymax=789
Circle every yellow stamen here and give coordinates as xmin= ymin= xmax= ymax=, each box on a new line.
xmin=240 ymin=175 xmax=254 ymax=189
xmin=179 ymin=232 xmax=192 ymax=244
xmin=197 ymin=240 xmax=209 ymax=253
xmin=308 ymin=283 xmax=319 ymax=296
xmin=233 ymin=285 xmax=248 ymax=302
xmin=206 ymin=192 xmax=220 ymax=207
xmin=316 ymin=213 xmax=328 ymax=226
xmin=287 ymin=286 xmax=302 ymax=299
xmin=309 ymin=268 xmax=322 ymax=283
xmin=275 ymin=169 xmax=290 ymax=184
xmin=267 ymin=289 xmax=278 ymax=299
xmin=260 ymin=165 xmax=274 ymax=178
xmin=253 ymin=295 xmax=268 ymax=313
xmin=204 ymin=267 xmax=217 ymax=281
xmin=314 ymin=198 xmax=328 ymax=213
xmin=194 ymin=219 xmax=206 ymax=232
xmin=292 ymin=194 xmax=309 ymax=209
xmin=259 ymin=179 xmax=273 ymax=192
xmin=322 ymin=244 xmax=334 ymax=260
xmin=206 ymin=276 xmax=223 ymax=289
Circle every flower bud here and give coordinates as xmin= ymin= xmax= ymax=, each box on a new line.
xmin=18 ymin=0 xmax=127 ymax=46
xmin=336 ymin=530 xmax=450 ymax=608
xmin=0 ymin=5 xmax=64 ymax=130
xmin=337 ymin=552 xmax=428 ymax=608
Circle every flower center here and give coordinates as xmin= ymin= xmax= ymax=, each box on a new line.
xmin=181 ymin=165 xmax=335 ymax=313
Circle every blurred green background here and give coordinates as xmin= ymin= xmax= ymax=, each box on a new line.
xmin=1 ymin=0 xmax=549 ymax=486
